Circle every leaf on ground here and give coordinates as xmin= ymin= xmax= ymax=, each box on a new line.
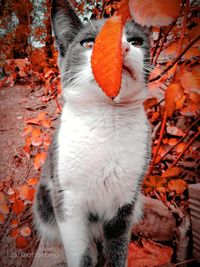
xmin=129 ymin=0 xmax=181 ymax=26
xmin=40 ymin=119 xmax=51 ymax=128
xmin=0 ymin=213 xmax=5 ymax=224
xmin=0 ymin=203 xmax=9 ymax=214
xmin=0 ymin=192 xmax=6 ymax=203
xmin=34 ymin=152 xmax=46 ymax=170
xmin=162 ymin=167 xmax=182 ymax=178
xmin=176 ymin=142 xmax=186 ymax=153
xmin=128 ymin=239 xmax=173 ymax=267
xmin=166 ymin=125 xmax=185 ymax=136
xmin=168 ymin=179 xmax=187 ymax=194
xmin=20 ymin=226 xmax=31 ymax=237
xmin=10 ymin=228 xmax=19 ymax=239
xmin=16 ymin=236 xmax=28 ymax=249
xmin=10 ymin=219 xmax=19 ymax=228
xmin=143 ymin=97 xmax=158 ymax=109
xmin=91 ymin=16 xmax=123 ymax=98
xmin=12 ymin=199 xmax=25 ymax=215
xmin=31 ymin=128 xmax=43 ymax=146
xmin=19 ymin=185 xmax=35 ymax=201
xmin=27 ymin=177 xmax=39 ymax=186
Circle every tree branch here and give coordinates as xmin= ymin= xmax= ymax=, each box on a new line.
xmin=157 ymin=116 xmax=200 ymax=163
xmin=170 ymin=131 xmax=200 ymax=168
xmin=147 ymin=110 xmax=168 ymax=177
xmin=149 ymin=35 xmax=200 ymax=83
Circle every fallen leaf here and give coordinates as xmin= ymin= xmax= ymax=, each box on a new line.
xmin=168 ymin=179 xmax=187 ymax=194
xmin=143 ymin=97 xmax=158 ymax=109
xmin=16 ymin=236 xmax=28 ymax=249
xmin=34 ymin=152 xmax=46 ymax=169
xmin=10 ymin=219 xmax=19 ymax=228
xmin=0 ymin=203 xmax=9 ymax=214
xmin=10 ymin=228 xmax=19 ymax=238
xmin=0 ymin=213 xmax=5 ymax=224
xmin=91 ymin=16 xmax=123 ymax=98
xmin=128 ymin=239 xmax=173 ymax=267
xmin=176 ymin=142 xmax=186 ymax=153
xmin=20 ymin=226 xmax=31 ymax=237
xmin=162 ymin=167 xmax=182 ymax=178
xmin=27 ymin=177 xmax=39 ymax=186
xmin=31 ymin=128 xmax=43 ymax=146
xmin=19 ymin=185 xmax=35 ymax=201
xmin=12 ymin=199 xmax=24 ymax=215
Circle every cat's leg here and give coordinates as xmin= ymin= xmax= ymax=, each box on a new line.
xmin=56 ymin=202 xmax=97 ymax=267
xmin=103 ymin=203 xmax=134 ymax=267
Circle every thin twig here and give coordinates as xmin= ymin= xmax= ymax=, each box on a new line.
xmin=170 ymin=131 xmax=200 ymax=168
xmin=151 ymin=28 xmax=163 ymax=64
xmin=147 ymin=110 xmax=168 ymax=176
xmin=157 ymin=116 xmax=200 ymax=163
xmin=173 ymin=0 xmax=189 ymax=80
xmin=154 ymin=21 xmax=176 ymax=65
xmin=149 ymin=35 xmax=200 ymax=83
xmin=174 ymin=258 xmax=196 ymax=266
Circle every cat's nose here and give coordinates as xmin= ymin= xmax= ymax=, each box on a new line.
xmin=122 ymin=41 xmax=130 ymax=55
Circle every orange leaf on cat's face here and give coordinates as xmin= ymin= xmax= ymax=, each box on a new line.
xmin=91 ymin=16 xmax=123 ymax=99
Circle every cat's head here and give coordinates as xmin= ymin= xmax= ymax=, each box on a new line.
xmin=51 ymin=0 xmax=150 ymax=105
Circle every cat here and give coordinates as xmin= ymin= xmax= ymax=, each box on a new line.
xmin=33 ymin=0 xmax=151 ymax=266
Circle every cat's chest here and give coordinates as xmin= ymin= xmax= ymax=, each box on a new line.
xmin=57 ymin=104 xmax=149 ymax=185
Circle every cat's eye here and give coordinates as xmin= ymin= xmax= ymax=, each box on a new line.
xmin=128 ymin=37 xmax=143 ymax=47
xmin=80 ymin=38 xmax=95 ymax=49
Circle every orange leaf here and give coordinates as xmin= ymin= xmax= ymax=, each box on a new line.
xmin=0 ymin=202 xmax=9 ymax=214
xmin=0 ymin=213 xmax=5 ymax=224
xmin=20 ymin=226 xmax=31 ymax=237
xmin=143 ymin=97 xmax=157 ymax=109
xmin=27 ymin=177 xmax=39 ymax=186
xmin=12 ymin=199 xmax=24 ymax=215
xmin=168 ymin=179 xmax=187 ymax=194
xmin=176 ymin=142 xmax=186 ymax=153
xmin=40 ymin=119 xmax=51 ymax=128
xmin=129 ymin=0 xmax=181 ymax=26
xmin=24 ymin=125 xmax=33 ymax=135
xmin=91 ymin=16 xmax=123 ymax=98
xmin=168 ymin=138 xmax=177 ymax=146
xmin=31 ymin=128 xmax=42 ymax=146
xmin=162 ymin=167 xmax=182 ymax=178
xmin=16 ymin=236 xmax=28 ymax=249
xmin=165 ymin=83 xmax=184 ymax=117
xmin=10 ymin=228 xmax=19 ymax=239
xmin=34 ymin=152 xmax=46 ymax=170
xmin=10 ymin=219 xmax=19 ymax=228
xmin=190 ymin=92 xmax=200 ymax=104
xmin=19 ymin=185 xmax=35 ymax=201
xmin=0 ymin=191 xmax=6 ymax=203
xmin=128 ymin=239 xmax=173 ymax=267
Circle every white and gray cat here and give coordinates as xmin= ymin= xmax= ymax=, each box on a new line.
xmin=33 ymin=0 xmax=151 ymax=266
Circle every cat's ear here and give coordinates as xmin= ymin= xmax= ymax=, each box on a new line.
xmin=51 ymin=0 xmax=83 ymax=57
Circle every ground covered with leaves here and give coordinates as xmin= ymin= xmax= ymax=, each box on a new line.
xmin=0 ymin=84 xmax=60 ymax=266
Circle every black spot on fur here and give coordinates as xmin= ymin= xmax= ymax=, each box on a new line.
xmin=36 ymin=184 xmax=56 ymax=225
xmin=88 ymin=212 xmax=99 ymax=223
xmin=103 ymin=203 xmax=134 ymax=240
xmin=80 ymin=249 xmax=93 ymax=267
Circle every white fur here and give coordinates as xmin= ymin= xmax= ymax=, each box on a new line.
xmin=55 ymin=36 xmax=149 ymax=266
